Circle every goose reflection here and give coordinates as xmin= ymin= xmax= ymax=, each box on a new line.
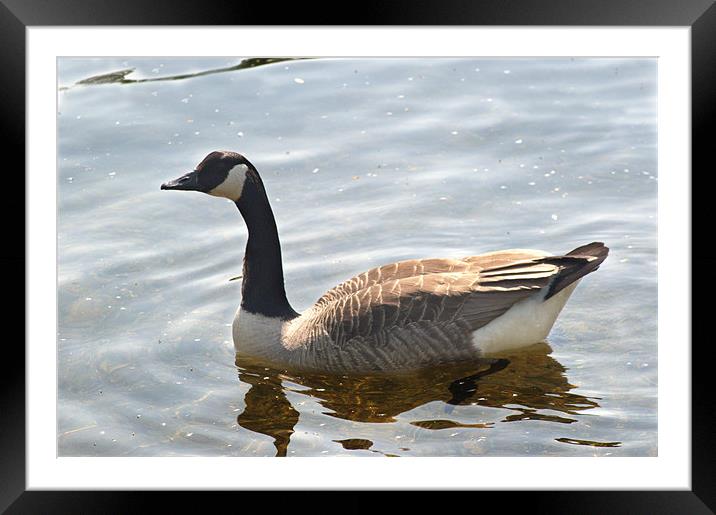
xmin=236 ymin=367 xmax=299 ymax=457
xmin=234 ymin=343 xmax=600 ymax=457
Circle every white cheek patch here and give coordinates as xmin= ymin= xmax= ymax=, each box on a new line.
xmin=209 ymin=164 xmax=248 ymax=201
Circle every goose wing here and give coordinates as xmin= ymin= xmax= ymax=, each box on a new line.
xmin=315 ymin=262 xmax=552 ymax=347
xmin=299 ymin=243 xmax=608 ymax=348
xmin=313 ymin=250 xmax=545 ymax=310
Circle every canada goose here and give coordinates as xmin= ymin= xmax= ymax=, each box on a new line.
xmin=162 ymin=151 xmax=608 ymax=373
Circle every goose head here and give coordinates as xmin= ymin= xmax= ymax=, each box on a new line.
xmin=161 ymin=150 xmax=255 ymax=202
xmin=161 ymin=150 xmax=297 ymax=321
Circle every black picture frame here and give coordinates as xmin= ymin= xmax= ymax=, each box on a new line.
xmin=4 ymin=0 xmax=712 ymax=512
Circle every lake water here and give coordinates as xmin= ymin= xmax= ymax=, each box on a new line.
xmin=57 ymin=57 xmax=657 ymax=457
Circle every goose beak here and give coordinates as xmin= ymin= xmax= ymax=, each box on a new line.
xmin=161 ymin=170 xmax=200 ymax=191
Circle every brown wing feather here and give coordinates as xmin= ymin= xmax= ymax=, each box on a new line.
xmin=313 ymin=257 xmax=478 ymax=308
xmin=314 ymin=249 xmax=549 ymax=309
xmin=301 ymin=243 xmax=608 ymax=348
xmin=313 ymin=262 xmax=557 ymax=346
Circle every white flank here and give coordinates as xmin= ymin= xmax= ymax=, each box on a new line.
xmin=471 ymin=280 xmax=580 ymax=354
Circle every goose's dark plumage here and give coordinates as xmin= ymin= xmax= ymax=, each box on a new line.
xmin=162 ymin=151 xmax=608 ymax=373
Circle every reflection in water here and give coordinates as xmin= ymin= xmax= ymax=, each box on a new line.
xmin=236 ymin=367 xmax=299 ymax=457
xmin=335 ymin=438 xmax=373 ymax=450
xmin=446 ymin=358 xmax=510 ymax=406
xmin=234 ymin=343 xmax=600 ymax=456
xmin=63 ymin=58 xmax=303 ymax=90
xmin=333 ymin=438 xmax=398 ymax=457
xmin=410 ymin=420 xmax=493 ymax=430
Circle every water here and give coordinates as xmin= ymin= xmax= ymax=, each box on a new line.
xmin=57 ymin=57 xmax=657 ymax=457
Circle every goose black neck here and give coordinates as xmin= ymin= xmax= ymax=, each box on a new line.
xmin=236 ymin=178 xmax=298 ymax=320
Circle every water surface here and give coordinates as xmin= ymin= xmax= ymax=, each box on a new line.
xmin=58 ymin=57 xmax=657 ymax=457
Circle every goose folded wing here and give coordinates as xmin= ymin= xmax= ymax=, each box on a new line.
xmin=313 ymin=248 xmax=560 ymax=309
xmin=313 ymin=257 xmax=482 ymax=309
xmin=320 ymin=261 xmax=563 ymax=346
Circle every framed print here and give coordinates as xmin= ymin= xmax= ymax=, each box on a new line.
xmin=6 ymin=0 xmax=714 ymax=512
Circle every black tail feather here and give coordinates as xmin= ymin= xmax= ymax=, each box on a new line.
xmin=542 ymin=242 xmax=609 ymax=300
